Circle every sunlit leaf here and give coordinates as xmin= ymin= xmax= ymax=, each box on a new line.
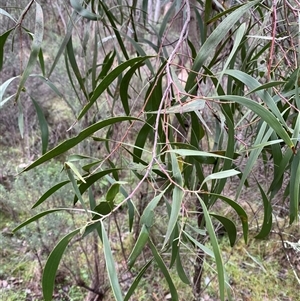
xmin=65 ymin=161 xmax=86 ymax=183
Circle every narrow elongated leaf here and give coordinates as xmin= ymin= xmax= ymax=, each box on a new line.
xmin=176 ymin=253 xmax=190 ymax=284
xmin=32 ymin=180 xmax=70 ymax=208
xmin=128 ymin=224 xmax=149 ymax=269
xmin=290 ymin=151 xmax=300 ymax=223
xmin=42 ymin=229 xmax=80 ymax=301
xmin=21 ymin=117 xmax=139 ymax=172
xmin=269 ymin=148 xmax=293 ymax=194
xmin=101 ymin=222 xmax=123 ymax=301
xmin=15 ymin=2 xmax=44 ymax=103
xmin=149 ymin=98 xmax=206 ymax=114
xmin=70 ymin=0 xmax=101 ymax=20
xmin=13 ymin=209 xmax=65 ymax=232
xmin=0 ymin=29 xmax=14 ymax=71
xmin=255 ymin=182 xmax=272 ymax=239
xmin=216 ymin=95 xmax=294 ymax=149
xmin=207 ymin=193 xmax=248 ymax=243
xmin=218 ymin=23 xmax=246 ymax=87
xmin=210 ymin=214 xmax=237 ymax=247
xmin=198 ymin=197 xmax=226 ymax=301
xmin=236 ymin=124 xmax=273 ymax=202
xmin=0 ymin=8 xmax=16 ymax=22
xmin=0 ymin=76 xmax=19 ymax=106
xmin=67 ymin=154 xmax=95 ymax=162
xmin=31 ymin=97 xmax=49 ymax=154
xmin=97 ymin=51 xmax=116 ymax=82
xmin=201 ymin=170 xmax=240 ymax=189
xmin=78 ymin=57 xmax=151 ymax=120
xmin=170 ymin=226 xmax=180 ymax=268
xmin=74 ymin=169 xmax=121 ymax=203
xmin=65 ymin=161 xmax=86 ymax=183
xmin=48 ymin=12 xmax=76 ymax=77
xmin=124 ymin=260 xmax=153 ymax=301
xmin=163 ymin=151 xmax=184 ymax=247
xmin=168 ymin=149 xmax=230 ymax=160
xmin=186 ymin=0 xmax=259 ymax=91
xmin=223 ymin=70 xmax=287 ymax=126
xmin=183 ymin=231 xmax=214 ymax=258
xmin=149 ymin=240 xmax=178 ymax=301
xmin=66 ymin=168 xmax=88 ymax=213
xmin=120 ymin=61 xmax=145 ymax=115
xmin=98 ymin=2 xmax=129 ymax=60
xmin=140 ymin=190 xmax=166 ymax=228
xmin=66 ymin=37 xmax=88 ymax=98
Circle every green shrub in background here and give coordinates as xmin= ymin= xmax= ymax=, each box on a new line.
xmin=1 ymin=1 xmax=299 ymax=301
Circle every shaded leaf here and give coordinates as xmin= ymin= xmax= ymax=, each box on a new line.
xmin=101 ymin=221 xmax=123 ymax=301
xmin=13 ymin=209 xmax=65 ymax=232
xmin=163 ymin=151 xmax=184 ymax=247
xmin=140 ymin=190 xmax=166 ymax=228
xmin=31 ymin=97 xmax=49 ymax=154
xmin=186 ymin=0 xmax=259 ymax=91
xmin=70 ymin=0 xmax=101 ymax=20
xmin=0 ymin=29 xmax=14 ymax=71
xmin=42 ymin=229 xmax=80 ymax=301
xmin=21 ymin=117 xmax=140 ymax=172
xmin=78 ymin=57 xmax=151 ymax=120
xmin=210 ymin=214 xmax=237 ymax=247
xmin=216 ymin=95 xmax=294 ymax=149
xmin=15 ymin=2 xmax=44 ymax=103
xmin=0 ymin=76 xmax=19 ymax=107
xmin=149 ymin=240 xmax=179 ymax=301
xmin=128 ymin=224 xmax=149 ymax=269
xmin=198 ymin=197 xmax=226 ymax=301
xmin=74 ymin=169 xmax=121 ymax=203
xmin=32 ymin=180 xmax=70 ymax=208
xmin=255 ymin=181 xmax=272 ymax=239
xmin=124 ymin=260 xmax=153 ymax=301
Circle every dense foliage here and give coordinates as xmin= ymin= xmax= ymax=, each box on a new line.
xmin=1 ymin=0 xmax=299 ymax=300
